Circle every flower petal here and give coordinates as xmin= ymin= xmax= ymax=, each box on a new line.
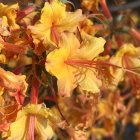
xmin=0 ymin=3 xmax=19 ymax=30
xmin=79 ymin=70 xmax=101 ymax=93
xmin=77 ymin=33 xmax=105 ymax=60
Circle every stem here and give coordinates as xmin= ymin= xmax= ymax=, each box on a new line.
xmin=115 ymin=34 xmax=123 ymax=47
xmin=13 ymin=65 xmax=24 ymax=75
xmin=31 ymin=77 xmax=39 ymax=104
xmin=103 ymin=40 xmax=112 ymax=55
xmin=17 ymin=6 xmax=35 ymax=22
xmin=0 ymin=40 xmax=27 ymax=54
xmin=100 ymin=0 xmax=113 ymax=21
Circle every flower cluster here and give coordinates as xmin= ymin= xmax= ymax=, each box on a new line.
xmin=0 ymin=0 xmax=140 ymax=139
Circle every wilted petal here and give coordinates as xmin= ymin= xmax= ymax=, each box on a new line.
xmin=0 ymin=68 xmax=28 ymax=104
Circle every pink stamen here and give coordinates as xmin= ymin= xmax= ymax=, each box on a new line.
xmin=65 ymin=59 xmax=96 ymax=66
xmin=51 ymin=24 xmax=60 ymax=45
xmin=15 ymin=90 xmax=24 ymax=105
xmin=28 ymin=115 xmax=35 ymax=140
xmin=65 ymin=59 xmax=121 ymax=69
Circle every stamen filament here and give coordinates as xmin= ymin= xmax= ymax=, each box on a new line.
xmin=65 ymin=59 xmax=140 ymax=77
xmin=28 ymin=115 xmax=35 ymax=140
xmin=51 ymin=25 xmax=60 ymax=45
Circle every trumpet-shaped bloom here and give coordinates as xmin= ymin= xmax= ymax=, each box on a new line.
xmin=29 ymin=0 xmax=83 ymax=48
xmin=46 ymin=33 xmax=105 ymax=96
xmin=0 ymin=3 xmax=19 ymax=30
xmin=0 ymin=68 xmax=28 ymax=104
xmin=109 ymin=43 xmax=140 ymax=89
xmin=6 ymin=104 xmax=54 ymax=140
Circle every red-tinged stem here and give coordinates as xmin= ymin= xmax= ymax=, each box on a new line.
xmin=31 ymin=77 xmax=39 ymax=104
xmin=0 ymin=40 xmax=27 ymax=54
xmin=100 ymin=0 xmax=113 ymax=21
xmin=115 ymin=34 xmax=123 ymax=47
xmin=129 ymin=28 xmax=140 ymax=42
xmin=45 ymin=96 xmax=56 ymax=102
xmin=17 ymin=6 xmax=35 ymax=22
xmin=13 ymin=65 xmax=24 ymax=75
xmin=102 ymin=40 xmax=112 ymax=55
xmin=28 ymin=115 xmax=35 ymax=140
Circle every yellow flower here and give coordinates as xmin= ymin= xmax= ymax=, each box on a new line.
xmin=29 ymin=0 xmax=83 ymax=48
xmin=132 ymin=113 xmax=140 ymax=125
xmin=0 ymin=3 xmax=19 ymax=30
xmin=0 ymin=54 xmax=6 ymax=63
xmin=81 ymin=0 xmax=99 ymax=11
xmin=6 ymin=104 xmax=54 ymax=140
xmin=79 ymin=19 xmax=97 ymax=35
xmin=0 ymin=16 xmax=11 ymax=36
xmin=0 ymin=68 xmax=28 ymax=104
xmin=46 ymin=33 xmax=105 ymax=96
xmin=109 ymin=43 xmax=140 ymax=89
xmin=0 ymin=87 xmax=4 ymax=106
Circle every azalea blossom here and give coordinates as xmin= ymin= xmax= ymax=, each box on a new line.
xmin=109 ymin=43 xmax=140 ymax=90
xmin=0 ymin=0 xmax=140 ymax=139
xmin=46 ymin=33 xmax=105 ymax=96
xmin=29 ymin=0 xmax=83 ymax=48
xmin=6 ymin=104 xmax=54 ymax=140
